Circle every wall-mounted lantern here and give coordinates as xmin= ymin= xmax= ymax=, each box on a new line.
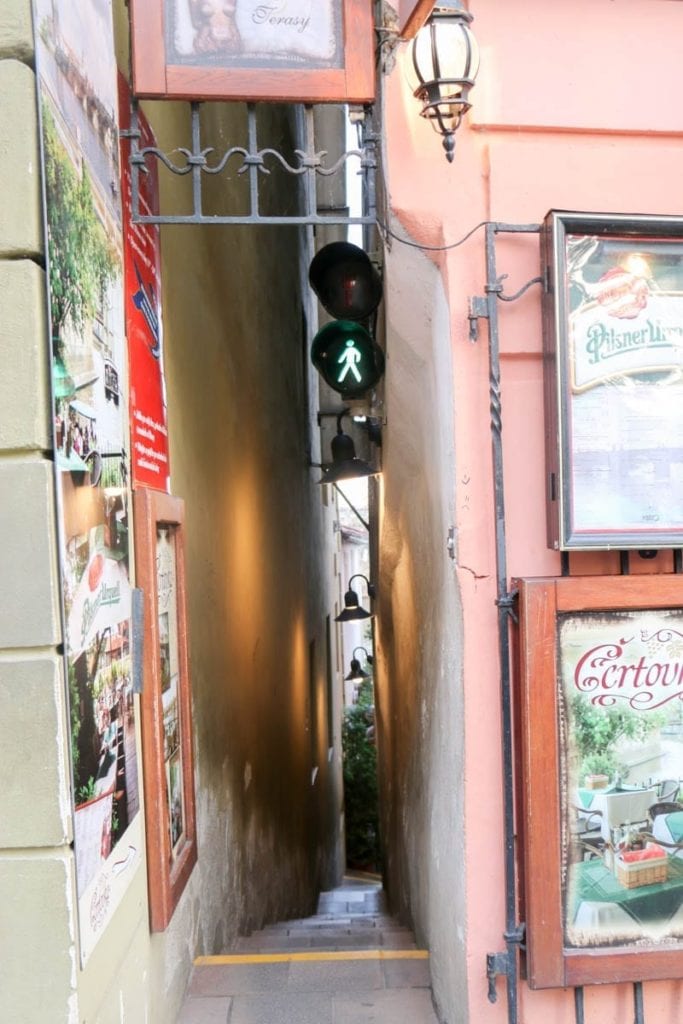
xmin=345 ymin=647 xmax=373 ymax=683
xmin=409 ymin=0 xmax=480 ymax=163
xmin=335 ymin=574 xmax=376 ymax=622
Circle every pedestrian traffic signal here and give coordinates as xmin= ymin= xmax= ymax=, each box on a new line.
xmin=309 ymin=242 xmax=384 ymax=400
xmin=311 ymin=320 xmax=385 ymax=399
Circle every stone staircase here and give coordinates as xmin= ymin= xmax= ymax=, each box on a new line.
xmin=177 ymin=876 xmax=440 ymax=1023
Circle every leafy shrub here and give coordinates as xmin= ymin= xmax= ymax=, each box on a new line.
xmin=342 ymin=679 xmax=380 ymax=870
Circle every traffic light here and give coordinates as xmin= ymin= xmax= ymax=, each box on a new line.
xmin=309 ymin=242 xmax=384 ymax=400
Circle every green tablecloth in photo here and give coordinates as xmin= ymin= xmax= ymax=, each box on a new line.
xmin=572 ymin=857 xmax=683 ymax=924
xmin=576 ymin=784 xmax=643 ymax=810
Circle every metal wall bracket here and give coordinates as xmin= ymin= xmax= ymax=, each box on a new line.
xmin=467 ymin=294 xmax=488 ymax=342
xmin=486 ymin=923 xmax=526 ymax=1005
xmin=486 ymin=951 xmax=509 ymax=1003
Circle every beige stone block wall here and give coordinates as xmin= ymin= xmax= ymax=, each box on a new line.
xmin=0 ymin=262 xmax=51 ymax=450
xmin=0 ymin=656 xmax=71 ymax=848
xmin=0 ymin=853 xmax=77 ymax=1024
xmin=0 ymin=0 xmax=34 ymax=63
xmin=0 ymin=59 xmax=42 ymax=259
xmin=0 ymin=462 xmax=61 ymax=647
xmin=0 ymin=7 xmax=78 ymax=1023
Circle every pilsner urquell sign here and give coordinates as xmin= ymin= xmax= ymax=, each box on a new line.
xmin=542 ymin=212 xmax=683 ymax=550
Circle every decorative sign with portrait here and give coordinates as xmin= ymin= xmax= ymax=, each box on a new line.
xmin=134 ymin=488 xmax=197 ymax=931
xmin=129 ymin=0 xmax=374 ymax=102
xmin=542 ymin=211 xmax=683 ymax=550
xmin=517 ymin=574 xmax=683 ymax=989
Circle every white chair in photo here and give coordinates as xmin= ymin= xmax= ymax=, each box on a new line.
xmin=599 ymin=788 xmax=658 ymax=843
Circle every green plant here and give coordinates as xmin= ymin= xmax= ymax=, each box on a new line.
xmin=77 ymin=776 xmax=97 ymax=804
xmin=571 ymin=696 xmax=667 ymax=781
xmin=581 ymin=751 xmax=618 ymax=779
xmin=68 ymin=661 xmax=81 ymax=781
xmin=42 ymin=103 xmax=117 ymax=354
xmin=342 ymin=679 xmax=380 ymax=870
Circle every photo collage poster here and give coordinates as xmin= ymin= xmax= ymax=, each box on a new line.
xmin=34 ymin=0 xmax=143 ymax=963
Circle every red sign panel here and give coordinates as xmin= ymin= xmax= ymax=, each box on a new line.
xmin=118 ymin=74 xmax=170 ymax=492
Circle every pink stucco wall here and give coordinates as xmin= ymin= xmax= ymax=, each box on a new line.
xmin=381 ymin=1 xmax=683 ymax=1020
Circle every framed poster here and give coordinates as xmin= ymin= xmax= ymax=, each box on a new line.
xmin=134 ymin=488 xmax=197 ymax=931
xmin=129 ymin=0 xmax=375 ymax=103
xmin=541 ymin=211 xmax=683 ymax=550
xmin=517 ymin=574 xmax=683 ymax=988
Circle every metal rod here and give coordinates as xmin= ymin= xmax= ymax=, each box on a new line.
xmin=574 ymin=986 xmax=585 ymax=1024
xmin=131 ymin=214 xmax=375 ymax=226
xmin=633 ymin=980 xmax=645 ymax=1024
xmin=130 ymin=101 xmax=141 ymax=224
xmin=247 ymin=105 xmax=260 ymax=218
xmin=191 ymin=104 xmax=203 ymax=218
xmin=333 ymin=483 xmax=370 ymax=533
xmin=304 ymin=106 xmax=318 ymax=222
xmin=485 ymin=221 xmax=542 ymax=1024
xmin=485 ymin=220 xmax=518 ymax=1024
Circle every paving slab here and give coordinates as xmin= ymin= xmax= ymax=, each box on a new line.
xmin=189 ymin=963 xmax=289 ymax=997
xmin=333 ymin=988 xmax=440 ymax=1024
xmin=176 ymin=996 xmax=231 ymax=1023
xmin=286 ymin=958 xmax=384 ymax=993
xmin=229 ymin=992 xmax=334 ymax=1024
xmin=382 ymin=957 xmax=432 ymax=988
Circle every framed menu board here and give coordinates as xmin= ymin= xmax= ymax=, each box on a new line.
xmin=129 ymin=0 xmax=375 ymax=102
xmin=516 ymin=574 xmax=683 ymax=988
xmin=541 ymin=211 xmax=683 ymax=551
xmin=134 ymin=488 xmax=197 ymax=931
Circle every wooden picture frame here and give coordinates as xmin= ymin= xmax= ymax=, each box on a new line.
xmin=541 ymin=210 xmax=683 ymax=551
xmin=516 ymin=574 xmax=683 ymax=988
xmin=134 ymin=487 xmax=197 ymax=932
xmin=129 ymin=0 xmax=375 ymax=103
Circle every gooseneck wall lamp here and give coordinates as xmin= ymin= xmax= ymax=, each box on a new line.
xmin=319 ymin=411 xmax=378 ymax=485
xmin=409 ymin=0 xmax=480 ymax=163
xmin=335 ymin=574 xmax=376 ymax=622
xmin=345 ymin=647 xmax=373 ymax=684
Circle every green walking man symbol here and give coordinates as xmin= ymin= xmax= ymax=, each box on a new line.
xmin=337 ymin=338 xmax=363 ymax=384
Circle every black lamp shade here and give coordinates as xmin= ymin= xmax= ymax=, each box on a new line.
xmin=345 ymin=658 xmax=370 ymax=683
xmin=319 ymin=428 xmax=376 ymax=484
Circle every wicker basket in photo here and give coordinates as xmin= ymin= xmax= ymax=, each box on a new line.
xmin=616 ymin=848 xmax=668 ymax=889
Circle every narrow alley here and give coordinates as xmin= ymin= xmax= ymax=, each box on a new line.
xmin=177 ymin=877 xmax=439 ymax=1024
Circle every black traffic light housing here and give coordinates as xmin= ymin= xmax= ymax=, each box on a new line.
xmin=309 ymin=242 xmax=384 ymax=400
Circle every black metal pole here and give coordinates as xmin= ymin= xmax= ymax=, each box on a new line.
xmin=484 ymin=222 xmax=542 ymax=1023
